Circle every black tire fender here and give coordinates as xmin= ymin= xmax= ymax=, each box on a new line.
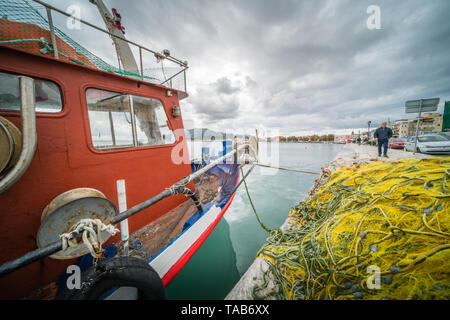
xmin=57 ymin=256 xmax=165 ymax=300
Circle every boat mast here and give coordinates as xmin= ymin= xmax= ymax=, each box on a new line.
xmin=89 ymin=0 xmax=139 ymax=74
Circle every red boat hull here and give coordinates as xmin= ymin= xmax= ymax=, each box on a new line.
xmin=0 ymin=45 xmax=192 ymax=299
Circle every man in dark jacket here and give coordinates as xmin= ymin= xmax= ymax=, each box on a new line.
xmin=374 ymin=122 xmax=393 ymax=157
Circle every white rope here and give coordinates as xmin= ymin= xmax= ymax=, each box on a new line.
xmin=59 ymin=219 xmax=119 ymax=258
xmin=166 ymin=181 xmax=195 ymax=196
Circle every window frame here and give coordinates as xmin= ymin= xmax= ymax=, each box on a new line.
xmin=84 ymin=86 xmax=177 ymax=153
xmin=0 ymin=70 xmax=65 ymax=115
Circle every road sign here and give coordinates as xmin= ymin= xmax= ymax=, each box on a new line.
xmin=405 ymin=98 xmax=439 ymax=113
xmin=405 ymin=98 xmax=440 ymax=155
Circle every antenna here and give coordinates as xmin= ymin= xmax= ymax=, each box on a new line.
xmin=89 ymin=0 xmax=139 ymax=74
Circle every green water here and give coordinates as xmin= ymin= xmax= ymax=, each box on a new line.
xmin=165 ymin=142 xmax=343 ymax=299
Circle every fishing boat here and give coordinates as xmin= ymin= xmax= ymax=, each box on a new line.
xmin=0 ymin=0 xmax=255 ymax=300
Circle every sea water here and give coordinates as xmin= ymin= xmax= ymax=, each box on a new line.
xmin=165 ymin=142 xmax=343 ymax=299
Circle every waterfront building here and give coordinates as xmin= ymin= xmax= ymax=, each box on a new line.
xmin=406 ymin=113 xmax=443 ymax=136
xmin=392 ymin=119 xmax=409 ymax=138
xmin=334 ymin=134 xmax=353 ymax=143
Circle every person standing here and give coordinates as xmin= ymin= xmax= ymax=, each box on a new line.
xmin=374 ymin=121 xmax=393 ymax=157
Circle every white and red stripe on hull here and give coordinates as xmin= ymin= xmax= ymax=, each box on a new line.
xmin=150 ymin=170 xmax=239 ymax=286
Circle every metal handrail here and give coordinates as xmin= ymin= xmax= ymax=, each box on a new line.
xmin=32 ymin=0 xmax=188 ymax=91
xmin=0 ymin=77 xmax=37 ymax=194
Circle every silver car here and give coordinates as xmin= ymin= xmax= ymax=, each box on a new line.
xmin=404 ymin=135 xmax=450 ymax=154
xmin=438 ymin=132 xmax=450 ymax=141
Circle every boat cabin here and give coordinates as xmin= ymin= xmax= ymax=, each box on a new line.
xmin=0 ymin=6 xmax=193 ymax=298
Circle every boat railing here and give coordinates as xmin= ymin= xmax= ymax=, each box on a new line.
xmin=1 ymin=0 xmax=188 ymax=92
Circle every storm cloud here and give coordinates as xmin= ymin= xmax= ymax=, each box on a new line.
xmin=46 ymin=0 xmax=450 ymax=136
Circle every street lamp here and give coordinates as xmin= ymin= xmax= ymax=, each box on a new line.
xmin=368 ymin=121 xmax=372 ymax=140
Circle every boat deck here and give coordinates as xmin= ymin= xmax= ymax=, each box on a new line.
xmin=119 ymin=174 xmax=221 ymax=260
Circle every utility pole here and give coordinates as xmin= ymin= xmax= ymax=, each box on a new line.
xmin=90 ymin=0 xmax=139 ymax=74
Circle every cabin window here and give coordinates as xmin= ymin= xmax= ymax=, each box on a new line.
xmin=86 ymin=88 xmax=175 ymax=150
xmin=0 ymin=71 xmax=63 ymax=113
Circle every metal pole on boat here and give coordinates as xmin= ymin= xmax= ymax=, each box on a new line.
xmin=117 ymin=180 xmax=130 ymax=256
xmin=128 ymin=96 xmax=138 ymax=147
xmin=108 ymin=111 xmax=116 ymax=146
xmin=90 ymin=0 xmax=139 ymax=74
xmin=161 ymin=68 xmax=188 ymax=87
xmin=139 ymin=46 xmax=144 ymax=80
xmin=45 ymin=7 xmax=59 ymax=59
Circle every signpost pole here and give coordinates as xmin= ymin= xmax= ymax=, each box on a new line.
xmin=405 ymin=98 xmax=439 ymax=155
xmin=413 ymin=99 xmax=423 ymax=155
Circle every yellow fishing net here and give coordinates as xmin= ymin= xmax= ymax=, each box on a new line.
xmin=254 ymin=158 xmax=449 ymax=300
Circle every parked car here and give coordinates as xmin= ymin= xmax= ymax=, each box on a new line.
xmin=389 ymin=138 xmax=406 ymax=149
xmin=437 ymin=132 xmax=450 ymax=141
xmin=404 ymin=135 xmax=450 ymax=154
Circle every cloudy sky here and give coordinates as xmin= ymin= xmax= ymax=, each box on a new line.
xmin=43 ymin=0 xmax=450 ymax=136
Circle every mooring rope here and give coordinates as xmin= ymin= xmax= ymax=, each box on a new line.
xmin=240 ymin=165 xmax=272 ymax=233
xmin=256 ymin=163 xmax=319 ymax=175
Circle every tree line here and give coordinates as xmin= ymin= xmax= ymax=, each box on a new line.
xmin=267 ymin=134 xmax=335 ymax=142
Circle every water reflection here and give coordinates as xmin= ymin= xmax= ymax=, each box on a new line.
xmin=165 ymin=217 xmax=240 ymax=300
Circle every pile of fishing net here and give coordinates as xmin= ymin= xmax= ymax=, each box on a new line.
xmin=254 ymin=158 xmax=449 ymax=300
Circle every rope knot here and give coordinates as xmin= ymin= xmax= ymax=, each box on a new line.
xmin=60 ymin=219 xmax=119 ymax=258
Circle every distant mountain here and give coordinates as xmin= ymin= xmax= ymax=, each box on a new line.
xmin=185 ymin=128 xmax=247 ymax=140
